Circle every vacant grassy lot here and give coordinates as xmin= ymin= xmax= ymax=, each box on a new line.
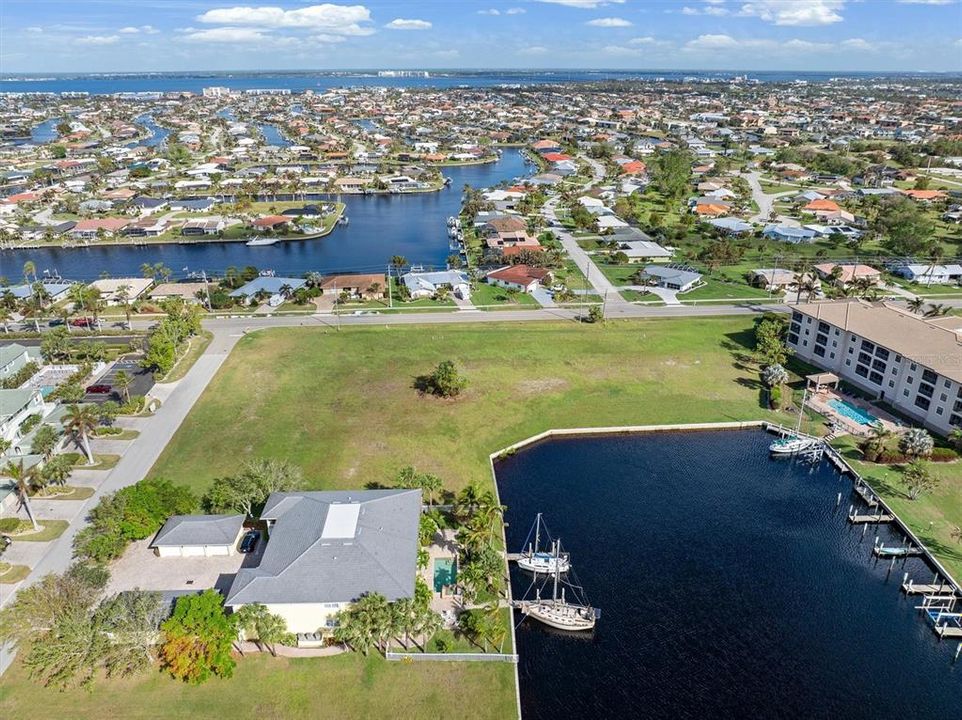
xmin=0 ymin=652 xmax=516 ymax=720
xmin=150 ymin=318 xmax=796 ymax=496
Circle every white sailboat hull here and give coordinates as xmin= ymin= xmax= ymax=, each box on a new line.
xmin=769 ymin=436 xmax=817 ymax=455
xmin=517 ymin=552 xmax=571 ymax=574
xmin=521 ymin=601 xmax=595 ymax=631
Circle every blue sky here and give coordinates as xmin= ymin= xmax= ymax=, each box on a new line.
xmin=2 ymin=1 xmax=960 ymax=73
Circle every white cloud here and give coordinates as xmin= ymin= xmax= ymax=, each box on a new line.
xmin=682 ymin=5 xmax=729 ymax=15
xmin=535 ymin=0 xmax=625 ymax=8
xmin=683 ymin=32 xmax=883 ymax=54
xmin=519 ymin=45 xmax=548 ymax=55
xmin=142 ymin=25 xmax=160 ymax=35
xmin=506 ymin=7 xmax=527 ymax=14
xmin=685 ymin=33 xmax=739 ymax=50
xmin=586 ymin=17 xmax=632 ymax=27
xmin=629 ymin=36 xmax=658 ymax=45
xmin=478 ymin=8 xmax=500 ymax=14
xmin=897 ymin=0 xmax=955 ymax=4
xmin=312 ymin=33 xmax=347 ymax=43
xmin=76 ymin=35 xmax=120 ymax=46
xmin=737 ymin=1 xmax=845 ymax=26
xmin=840 ymin=37 xmax=877 ymax=51
xmin=196 ymin=4 xmax=374 ymax=36
xmin=385 ymin=18 xmax=432 ymax=30
xmin=182 ymin=27 xmax=268 ymax=43
xmin=26 ymin=26 xmax=43 ymax=33
xmin=119 ymin=27 xmax=141 ymax=34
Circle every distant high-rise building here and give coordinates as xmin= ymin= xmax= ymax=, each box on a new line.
xmin=203 ymin=86 xmax=231 ymax=98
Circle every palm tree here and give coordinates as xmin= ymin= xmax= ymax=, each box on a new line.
xmin=22 ymin=260 xmax=36 ymax=284
xmin=903 ymin=459 xmax=937 ymax=500
xmin=64 ymin=404 xmax=97 ymax=465
xmin=3 ymin=460 xmax=40 ymax=531
xmin=949 ymin=429 xmax=962 ymax=453
xmin=907 ymin=296 xmax=925 ymax=314
xmin=861 ymin=422 xmax=893 ymax=462
xmin=761 ymin=363 xmax=788 ymax=388
xmin=390 ymin=255 xmax=407 ymax=274
xmin=898 ymin=427 xmax=934 ymax=459
xmin=0 ymin=306 xmax=11 ymax=333
xmin=115 ymin=284 xmax=132 ymax=329
xmin=924 ymin=303 xmax=950 ymax=317
xmin=41 ymin=454 xmax=72 ymax=487
xmin=113 ymin=369 xmax=133 ymax=404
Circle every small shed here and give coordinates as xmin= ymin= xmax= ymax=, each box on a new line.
xmin=150 ymin=514 xmax=246 ymax=557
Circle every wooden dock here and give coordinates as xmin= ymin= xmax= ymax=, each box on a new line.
xmin=847 ymin=512 xmax=894 ymax=524
xmin=853 ymin=483 xmax=879 ymax=508
xmin=873 ymin=545 xmax=922 ymax=558
xmin=902 ymin=580 xmax=958 ymax=596
xmin=505 ymin=553 xmax=522 ymax=562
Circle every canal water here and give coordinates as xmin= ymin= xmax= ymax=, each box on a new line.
xmin=495 ymin=430 xmax=961 ymax=720
xmin=0 ymin=149 xmax=530 ymax=281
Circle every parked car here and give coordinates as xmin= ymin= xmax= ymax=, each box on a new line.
xmin=238 ymin=530 xmax=259 ymax=554
xmin=85 ymin=384 xmax=111 ymax=394
xmin=71 ymin=317 xmax=92 ymax=327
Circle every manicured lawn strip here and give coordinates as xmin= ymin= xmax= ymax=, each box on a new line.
xmin=31 ymin=485 xmax=95 ymax=501
xmin=160 ymin=330 xmax=214 ymax=383
xmin=679 ymin=279 xmax=772 ymax=301
xmin=150 ymin=318 xmax=804 ymax=498
xmin=830 ymin=436 xmax=962 ymax=582
xmin=0 ymin=652 xmax=517 ymax=720
xmin=0 ymin=563 xmax=30 ymax=583
xmin=7 ymin=520 xmax=68 ymax=542
xmin=469 ymin=283 xmax=539 ymax=308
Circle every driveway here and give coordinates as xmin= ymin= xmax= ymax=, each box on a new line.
xmin=530 ymin=286 xmax=556 ymax=307
xmin=83 ymin=356 xmax=155 ymax=404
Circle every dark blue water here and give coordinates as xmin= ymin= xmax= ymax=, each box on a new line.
xmin=0 ymin=149 xmax=530 ymax=280
xmin=4 ymin=70 xmax=958 ymax=95
xmin=496 ymin=430 xmax=962 ymax=720
xmin=30 ymin=118 xmax=57 ymax=144
xmin=258 ymin=123 xmax=291 ymax=148
xmin=129 ymin=114 xmax=169 ymax=148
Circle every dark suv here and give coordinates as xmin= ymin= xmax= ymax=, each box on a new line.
xmin=239 ymin=530 xmax=259 ymax=554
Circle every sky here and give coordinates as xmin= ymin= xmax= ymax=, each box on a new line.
xmin=1 ymin=0 xmax=960 ymax=74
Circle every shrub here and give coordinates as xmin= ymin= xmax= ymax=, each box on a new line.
xmin=416 ymin=360 xmax=467 ymax=398
xmin=1 ymin=361 xmax=40 ymax=389
xmin=19 ymin=413 xmax=41 ymax=435
xmin=769 ymin=384 xmax=782 ymax=410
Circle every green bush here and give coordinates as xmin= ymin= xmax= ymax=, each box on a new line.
xmin=19 ymin=413 xmax=41 ymax=434
xmin=73 ymin=477 xmax=198 ymax=563
xmin=0 ymin=517 xmax=23 ymax=533
xmin=769 ymin=385 xmax=782 ymax=410
xmin=1 ymin=361 xmax=40 ymax=389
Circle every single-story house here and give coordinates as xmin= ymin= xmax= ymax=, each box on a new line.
xmin=708 ymin=217 xmax=754 ymax=235
xmin=169 ymin=197 xmax=216 ymax=212
xmin=229 ymin=276 xmax=307 ymax=302
xmin=893 ymin=264 xmax=962 ymax=286
xmin=486 ymin=265 xmax=552 ymax=293
xmin=251 ymin=215 xmax=291 ymax=231
xmin=181 ymin=218 xmax=224 ymax=236
xmin=89 ymin=277 xmax=153 ymax=304
xmin=641 ymin=265 xmax=703 ymax=292
xmin=69 ymin=217 xmax=129 ymax=239
xmin=400 ymin=270 xmax=470 ymax=300
xmin=618 ymin=240 xmax=672 ymax=263
xmin=750 ymin=268 xmax=820 ymax=293
xmin=813 ymin=263 xmax=882 ymax=287
xmin=319 ymin=274 xmax=387 ymax=298
xmin=149 ymin=282 xmax=209 ymax=303
xmin=150 ymin=514 xmax=246 ymax=557
xmin=2 ymin=281 xmax=73 ymax=303
xmin=763 ymin=223 xmax=817 ymax=244
xmin=225 ymin=489 xmax=421 ymax=636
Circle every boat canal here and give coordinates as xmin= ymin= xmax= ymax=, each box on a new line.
xmin=495 ymin=429 xmax=962 ymax=720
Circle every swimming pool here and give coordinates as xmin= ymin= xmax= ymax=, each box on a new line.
xmin=433 ymin=557 xmax=456 ymax=592
xmin=828 ymin=398 xmax=878 ymax=426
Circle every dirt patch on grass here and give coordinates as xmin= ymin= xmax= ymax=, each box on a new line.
xmin=516 ymin=377 xmax=569 ymax=395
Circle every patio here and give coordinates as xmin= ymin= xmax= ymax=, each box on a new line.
xmin=805 ymin=381 xmax=902 ymax=439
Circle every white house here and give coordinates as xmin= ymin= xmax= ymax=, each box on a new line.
xmin=893 ymin=264 xmax=962 ymax=286
xmin=0 ymin=388 xmax=51 ymax=447
xmin=225 ymin=490 xmax=421 ymax=637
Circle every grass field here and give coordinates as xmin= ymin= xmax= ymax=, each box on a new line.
xmin=0 ymin=653 xmax=517 ymax=720
xmin=150 ymin=318 xmax=800 ymax=496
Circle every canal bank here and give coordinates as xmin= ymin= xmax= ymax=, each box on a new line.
xmin=493 ymin=428 xmax=961 ymax=719
xmin=0 ymin=149 xmax=530 ymax=281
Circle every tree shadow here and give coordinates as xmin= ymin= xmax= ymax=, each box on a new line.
xmin=412 ymin=374 xmax=432 ymax=395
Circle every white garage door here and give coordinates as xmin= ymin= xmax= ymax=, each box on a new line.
xmin=181 ymin=545 xmax=205 ymax=557
xmin=205 ymin=545 xmax=230 ymax=556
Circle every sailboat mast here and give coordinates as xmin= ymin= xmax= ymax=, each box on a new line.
xmin=534 ymin=513 xmax=541 ymax=554
xmin=795 ymin=388 xmax=807 ymax=434
xmin=552 ymin=539 xmax=560 ymax=602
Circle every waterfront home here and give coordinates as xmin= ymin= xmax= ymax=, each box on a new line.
xmin=813 ymin=263 xmax=882 ymax=288
xmin=169 ymin=197 xmax=216 ymax=213
xmin=892 ymin=263 xmax=962 ymax=286
xmin=224 ymin=489 xmax=421 ymax=637
xmin=150 ymin=514 xmax=246 ymax=557
xmin=90 ymin=277 xmax=152 ymax=304
xmin=640 ymin=265 xmax=703 ymax=292
xmin=251 ymin=215 xmax=291 ymax=232
xmin=708 ymin=217 xmax=754 ymax=235
xmin=123 ymin=218 xmax=170 ymax=237
xmin=2 ymin=281 xmax=72 ymax=304
xmin=149 ymin=282 xmax=209 ymax=304
xmin=69 ymin=217 xmax=129 ymax=240
xmin=229 ymin=276 xmax=307 ymax=303
xmin=401 ymin=270 xmax=470 ymax=300
xmin=486 ymin=265 xmax=552 ymax=293
xmin=181 ymin=218 xmax=224 ymax=236
xmin=319 ymin=273 xmax=387 ymax=299
xmin=787 ymin=300 xmax=962 ymax=435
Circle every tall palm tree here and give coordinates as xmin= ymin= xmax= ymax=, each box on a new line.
xmin=22 ymin=260 xmax=36 ymax=284
xmin=907 ymin=296 xmax=925 ymax=314
xmin=4 ymin=460 xmax=40 ymax=531
xmin=0 ymin=306 xmax=11 ymax=333
xmin=924 ymin=303 xmax=950 ymax=317
xmin=64 ymin=404 xmax=97 ymax=465
xmin=113 ymin=370 xmax=133 ymax=404
xmin=115 ymin=284 xmax=132 ymax=329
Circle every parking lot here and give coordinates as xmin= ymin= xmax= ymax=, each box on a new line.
xmin=84 ymin=356 xmax=155 ymax=404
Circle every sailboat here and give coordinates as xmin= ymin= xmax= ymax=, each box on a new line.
xmin=516 ymin=513 xmax=570 ymax=574
xmin=521 ymin=539 xmax=596 ymax=632
xmin=769 ymin=387 xmax=817 ymax=455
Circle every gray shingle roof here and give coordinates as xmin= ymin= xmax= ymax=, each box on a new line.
xmin=225 ymin=489 xmax=421 ymax=606
xmin=151 ymin=514 xmax=246 ymax=548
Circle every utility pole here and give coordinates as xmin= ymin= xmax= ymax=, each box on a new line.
xmin=201 ymin=270 xmax=212 ymax=311
xmin=387 ymin=263 xmax=393 ymax=309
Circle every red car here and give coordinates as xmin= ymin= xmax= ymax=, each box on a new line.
xmin=85 ymin=384 xmax=111 ymax=394
xmin=71 ymin=317 xmax=92 ymax=327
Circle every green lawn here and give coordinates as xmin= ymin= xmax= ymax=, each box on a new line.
xmin=470 ymin=283 xmax=539 ymax=308
xmin=0 ymin=563 xmax=30 ymax=583
xmin=150 ymin=318 xmax=802 ymax=496
xmin=6 ymin=520 xmax=68 ymax=542
xmin=831 ymin=436 xmax=962 ymax=581
xmin=0 ymin=652 xmax=517 ymax=720
xmin=680 ymin=279 xmax=773 ymax=302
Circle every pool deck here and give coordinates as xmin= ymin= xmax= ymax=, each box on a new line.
xmin=422 ymin=529 xmax=462 ymax=623
xmin=807 ymin=389 xmax=901 ymax=438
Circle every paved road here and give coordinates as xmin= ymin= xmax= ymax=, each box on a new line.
xmin=740 ymin=170 xmax=796 ymax=224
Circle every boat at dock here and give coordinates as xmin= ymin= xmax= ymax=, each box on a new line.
xmin=515 ymin=539 xmax=596 ymax=632
xmin=338 ymin=215 xmax=349 ymax=225
xmin=515 ymin=513 xmax=571 ymax=574
xmin=245 ymin=236 xmax=279 ymax=246
xmin=770 ymin=388 xmax=818 ymax=455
